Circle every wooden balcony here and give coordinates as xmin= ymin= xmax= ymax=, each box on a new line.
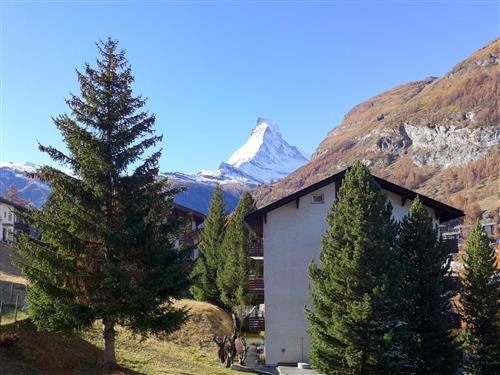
xmin=248 ymin=316 xmax=265 ymax=332
xmin=248 ymin=275 xmax=264 ymax=295
xmin=248 ymin=239 xmax=264 ymax=258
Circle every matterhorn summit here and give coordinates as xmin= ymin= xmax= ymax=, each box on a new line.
xmin=196 ymin=117 xmax=309 ymax=184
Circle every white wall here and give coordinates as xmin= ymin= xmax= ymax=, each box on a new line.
xmin=263 ymin=184 xmax=335 ymax=365
xmin=263 ymin=183 xmax=438 ymax=365
xmin=0 ymin=202 xmax=15 ymax=241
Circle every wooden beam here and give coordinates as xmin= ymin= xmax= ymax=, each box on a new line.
xmin=401 ymin=196 xmax=407 ymax=207
xmin=296 ymin=198 xmax=300 ymax=209
xmin=264 ymin=213 xmax=267 ymax=224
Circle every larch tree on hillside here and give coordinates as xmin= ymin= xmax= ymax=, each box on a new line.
xmin=217 ymin=191 xmax=257 ymax=309
xmin=459 ymin=221 xmax=500 ymax=375
xmin=3 ymin=185 xmax=29 ymax=206
xmin=397 ymin=197 xmax=460 ymax=374
xmin=16 ymin=39 xmax=191 ymax=370
xmin=190 ymin=185 xmax=226 ymax=306
xmin=306 ymin=162 xmax=402 ymax=374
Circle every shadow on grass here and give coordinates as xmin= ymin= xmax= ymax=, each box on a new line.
xmin=0 ymin=319 xmax=145 ymax=375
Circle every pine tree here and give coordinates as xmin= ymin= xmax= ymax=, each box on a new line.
xmin=190 ymin=185 xmax=226 ymax=305
xmin=217 ymin=192 xmax=256 ymax=309
xmin=459 ymin=221 xmax=500 ymax=375
xmin=397 ymin=197 xmax=460 ymax=374
xmin=16 ymin=39 xmax=191 ymax=370
xmin=305 ymin=162 xmax=401 ymax=374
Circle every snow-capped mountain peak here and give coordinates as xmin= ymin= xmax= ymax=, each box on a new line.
xmin=228 ymin=117 xmax=281 ymax=167
xmin=225 ymin=117 xmax=309 ymax=183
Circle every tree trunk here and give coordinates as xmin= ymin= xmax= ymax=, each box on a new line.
xmin=102 ymin=319 xmax=117 ymax=370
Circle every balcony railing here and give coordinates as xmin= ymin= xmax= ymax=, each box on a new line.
xmin=248 ymin=316 xmax=265 ymax=332
xmin=248 ymin=275 xmax=264 ymax=295
xmin=248 ymin=239 xmax=264 ymax=258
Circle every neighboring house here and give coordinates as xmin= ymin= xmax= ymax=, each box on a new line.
xmin=244 ymin=168 xmax=464 ymax=366
xmin=170 ymin=203 xmax=205 ymax=257
xmin=441 ymin=218 xmax=498 ymax=242
xmin=441 ymin=216 xmax=499 ymax=273
xmin=0 ymin=197 xmax=30 ymax=242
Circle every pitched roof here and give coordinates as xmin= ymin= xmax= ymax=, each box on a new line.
xmin=246 ymin=168 xmax=464 ymax=223
xmin=172 ymin=202 xmax=206 ymax=220
xmin=0 ymin=196 xmax=30 ymax=212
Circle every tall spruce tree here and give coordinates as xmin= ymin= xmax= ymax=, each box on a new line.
xmin=16 ymin=39 xmax=191 ymax=370
xmin=217 ymin=192 xmax=256 ymax=309
xmin=306 ymin=162 xmax=401 ymax=375
xmin=459 ymin=221 xmax=500 ymax=375
xmin=190 ymin=185 xmax=226 ymax=305
xmin=397 ymin=197 xmax=460 ymax=374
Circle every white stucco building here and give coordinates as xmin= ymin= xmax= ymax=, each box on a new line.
xmin=0 ymin=197 xmax=30 ymax=242
xmin=245 ymin=168 xmax=463 ymax=366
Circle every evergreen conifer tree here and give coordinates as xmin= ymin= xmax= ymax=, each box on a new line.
xmin=190 ymin=185 xmax=226 ymax=305
xmin=16 ymin=39 xmax=191 ymax=370
xmin=459 ymin=221 xmax=500 ymax=375
xmin=217 ymin=192 xmax=256 ymax=309
xmin=397 ymin=197 xmax=460 ymax=374
xmin=306 ymin=162 xmax=401 ymax=374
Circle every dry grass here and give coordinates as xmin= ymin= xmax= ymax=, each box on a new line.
xmin=0 ymin=244 xmax=237 ymax=374
xmin=167 ymin=299 xmax=232 ymax=352
xmin=0 ymin=243 xmax=27 ymax=286
xmin=0 ymin=300 xmax=237 ymax=375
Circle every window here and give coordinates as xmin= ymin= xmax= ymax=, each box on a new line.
xmin=311 ymin=194 xmax=324 ymax=204
xmin=7 ymin=212 xmax=12 ymax=221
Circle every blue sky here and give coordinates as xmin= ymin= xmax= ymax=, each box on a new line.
xmin=1 ymin=1 xmax=498 ymax=174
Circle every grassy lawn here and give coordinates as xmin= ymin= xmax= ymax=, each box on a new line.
xmin=0 ymin=243 xmax=27 ymax=286
xmin=0 ymin=245 xmax=241 ymax=374
xmin=0 ymin=304 xmax=28 ymax=326
xmin=0 ymin=300 xmax=240 ymax=375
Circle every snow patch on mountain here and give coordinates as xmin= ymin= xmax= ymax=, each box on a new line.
xmin=0 ymin=161 xmax=38 ymax=174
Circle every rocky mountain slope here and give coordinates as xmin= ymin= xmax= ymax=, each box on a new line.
xmin=255 ymin=38 xmax=500 ymax=218
xmin=1 ymin=118 xmax=308 ymax=214
xmin=0 ymin=162 xmax=50 ymax=208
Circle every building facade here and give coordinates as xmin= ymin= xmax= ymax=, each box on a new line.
xmin=0 ymin=197 xmax=30 ymax=242
xmin=245 ymin=169 xmax=463 ymax=366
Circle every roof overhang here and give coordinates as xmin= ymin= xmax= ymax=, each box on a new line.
xmin=245 ymin=168 xmax=464 ymax=224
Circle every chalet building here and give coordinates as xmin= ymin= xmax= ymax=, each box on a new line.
xmin=244 ymin=168 xmax=464 ymax=366
xmin=170 ymin=203 xmax=205 ymax=257
xmin=0 ymin=197 xmax=30 ymax=242
xmin=441 ymin=216 xmax=499 ymax=274
xmin=440 ymin=217 xmax=498 ymax=242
